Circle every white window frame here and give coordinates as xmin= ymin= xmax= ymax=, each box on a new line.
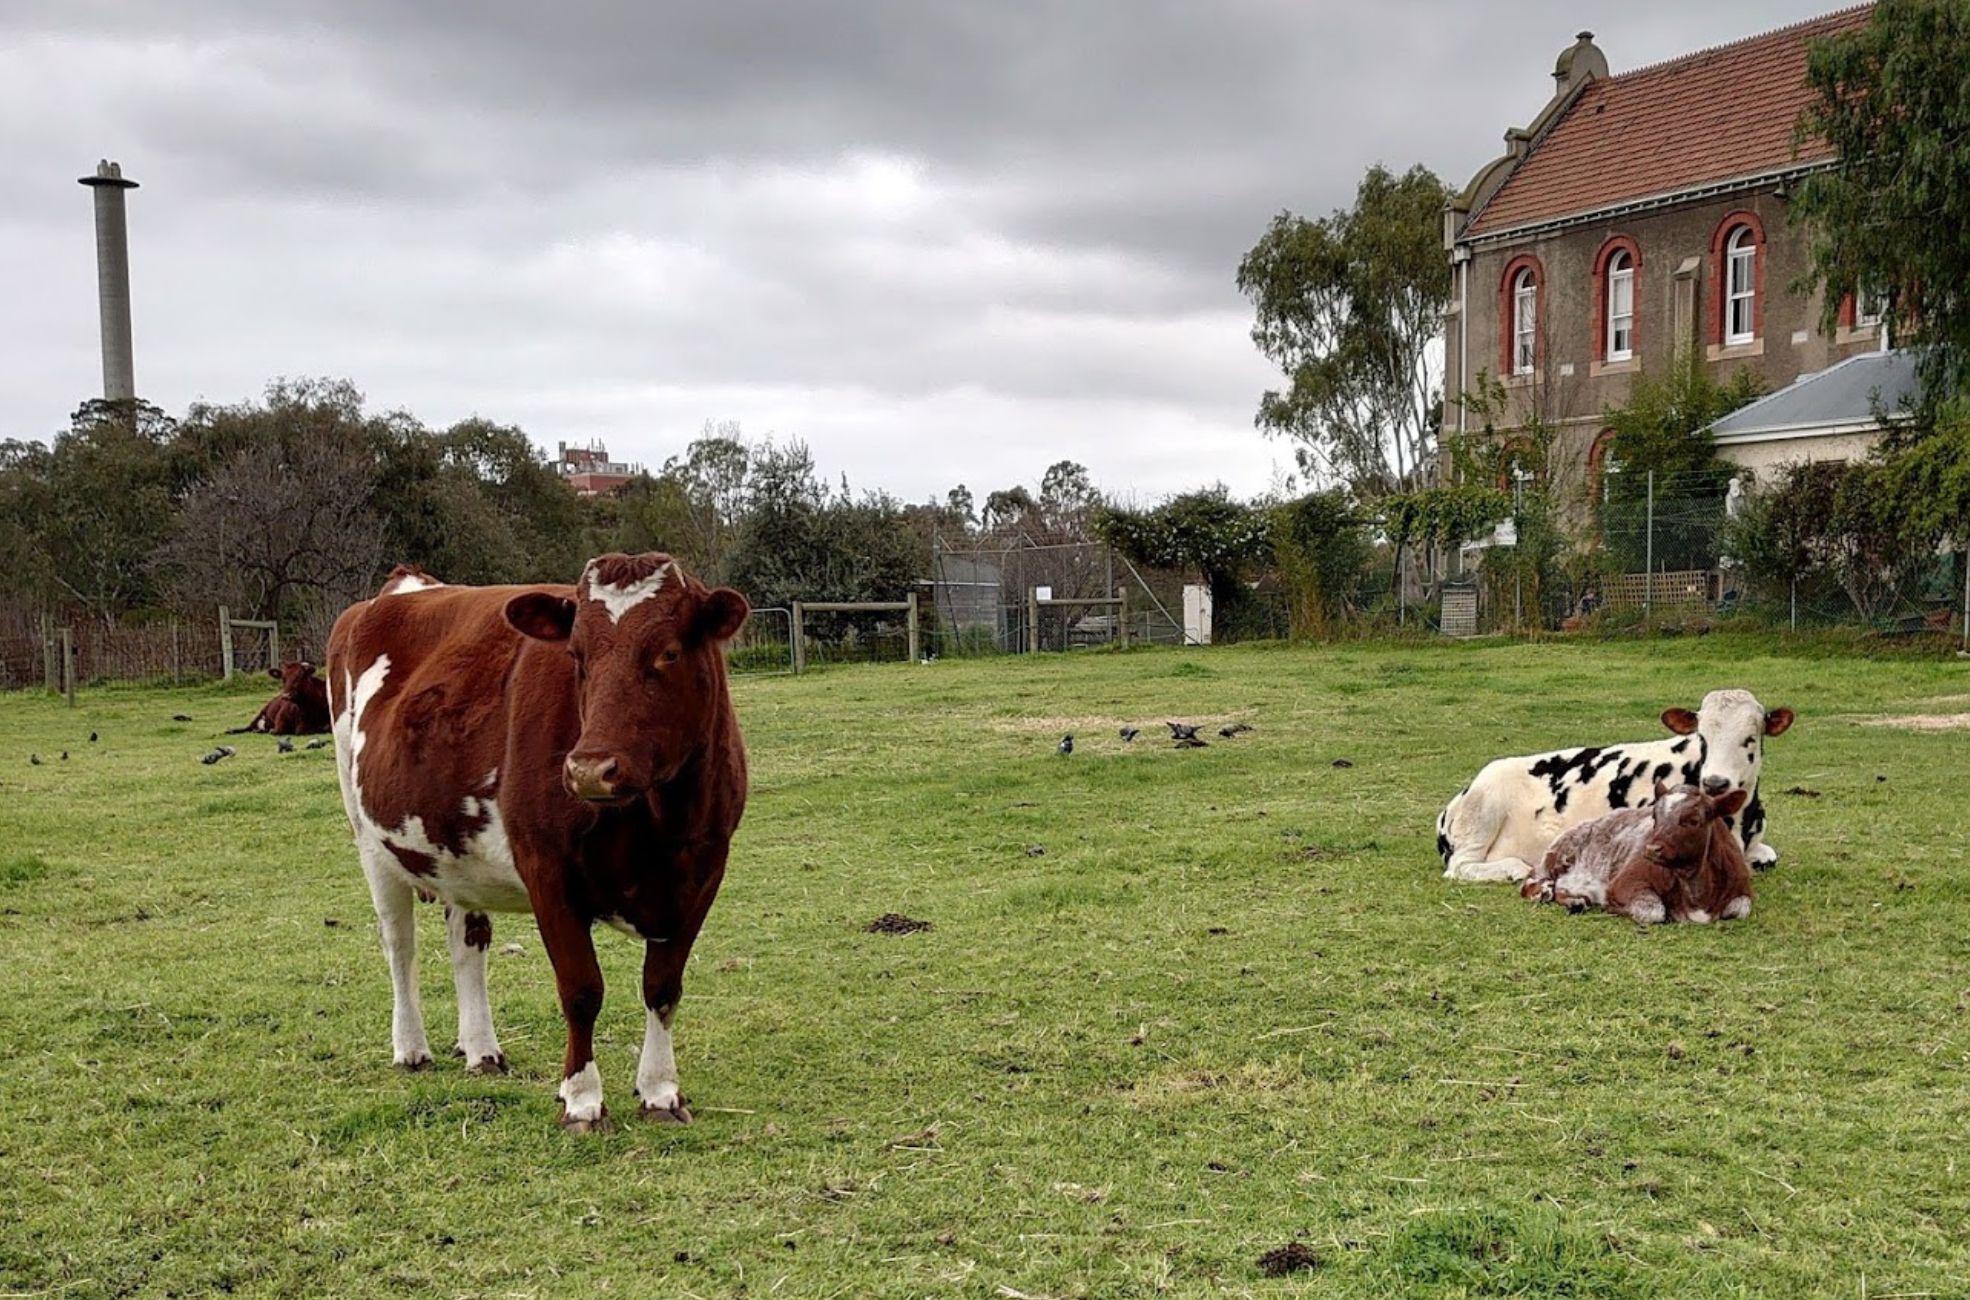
xmin=1725 ymin=227 xmax=1757 ymax=345
xmin=1606 ymin=250 xmax=1634 ymax=361
xmin=1853 ymin=289 xmax=1884 ymax=328
xmin=1512 ymin=268 xmax=1537 ymax=375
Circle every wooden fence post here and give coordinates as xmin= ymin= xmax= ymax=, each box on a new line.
xmin=791 ymin=602 xmax=806 ymax=675
xmin=1118 ymin=587 xmax=1131 ymax=649
xmin=42 ymin=614 xmax=57 ymax=695
xmin=171 ymin=619 xmax=182 ymax=685
xmin=906 ymin=593 xmax=921 ymax=663
xmin=1027 ymin=589 xmax=1040 ymax=654
xmin=218 ymin=605 xmax=234 ymax=680
xmin=60 ymin=627 xmax=76 ymax=707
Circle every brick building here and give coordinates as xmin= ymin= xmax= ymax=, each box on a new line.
xmin=554 ymin=440 xmax=643 ymax=497
xmin=1441 ymin=7 xmax=1890 ymax=504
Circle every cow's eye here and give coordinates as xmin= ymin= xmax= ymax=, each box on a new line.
xmin=661 ymin=648 xmax=681 ymax=666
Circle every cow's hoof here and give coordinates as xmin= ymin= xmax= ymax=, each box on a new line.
xmin=395 ymin=1051 xmax=434 ymax=1071
xmin=560 ymin=1109 xmax=613 ymax=1135
xmin=465 ymin=1052 xmax=508 ymax=1075
xmin=1751 ymin=859 xmax=1778 ymax=873
xmin=639 ymin=1096 xmax=693 ymax=1125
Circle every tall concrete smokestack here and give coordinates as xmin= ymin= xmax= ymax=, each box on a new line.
xmin=77 ymin=159 xmax=139 ymax=402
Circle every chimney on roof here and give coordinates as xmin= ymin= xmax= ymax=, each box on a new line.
xmin=1553 ymin=30 xmax=1607 ymax=92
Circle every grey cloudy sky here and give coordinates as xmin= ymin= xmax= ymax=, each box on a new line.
xmin=1 ymin=0 xmax=1839 ymax=502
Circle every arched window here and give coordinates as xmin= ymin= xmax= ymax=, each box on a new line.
xmin=1724 ymin=226 xmax=1757 ymax=344
xmin=1512 ymin=268 xmax=1537 ymax=375
xmin=1605 ymin=250 xmax=1634 ymax=361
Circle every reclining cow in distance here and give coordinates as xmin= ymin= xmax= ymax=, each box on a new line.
xmin=1436 ymin=689 xmax=1793 ymax=883
xmin=327 ymin=554 xmax=750 ymax=1132
xmin=1521 ymin=781 xmax=1754 ymax=925
xmin=229 ymin=660 xmax=331 ymax=736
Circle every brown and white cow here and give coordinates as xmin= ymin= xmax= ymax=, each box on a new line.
xmin=229 ymin=661 xmax=331 ymax=735
xmin=1521 ymin=781 xmax=1753 ymax=925
xmin=327 ymin=554 xmax=750 ymax=1131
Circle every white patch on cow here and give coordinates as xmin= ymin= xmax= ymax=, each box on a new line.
xmin=381 ymin=572 xmax=442 ymax=596
xmin=582 ymin=560 xmax=679 ymax=624
xmin=1664 ymin=792 xmax=1692 ymax=815
xmin=1722 ymin=897 xmax=1751 ymax=921
xmin=446 ymin=905 xmax=504 ymax=1069
xmin=1683 ymin=907 xmax=1713 ymax=925
xmin=601 ymin=914 xmax=647 ymax=940
xmin=559 ymin=1060 xmax=605 ymax=1123
xmin=1627 ymin=894 xmax=1667 ymax=925
xmin=635 ymin=1008 xmax=680 ymax=1112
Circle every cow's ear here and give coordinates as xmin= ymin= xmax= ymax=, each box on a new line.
xmin=694 ymin=588 xmax=751 ymax=644
xmin=1661 ymin=708 xmax=1699 ymax=735
xmin=298 ymin=661 xmax=315 ymax=678
xmin=267 ymin=666 xmax=282 ymax=681
xmin=505 ymin=593 xmax=577 ymax=643
xmin=1764 ymin=708 xmax=1795 ymax=737
xmin=1712 ymin=789 xmax=1749 ymax=818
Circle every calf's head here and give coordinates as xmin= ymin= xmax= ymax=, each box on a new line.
xmin=1661 ymin=688 xmax=1793 ymax=798
xmin=1643 ymin=781 xmax=1750 ymax=869
xmin=503 ymin=552 xmax=750 ymax=804
xmin=269 ymin=661 xmax=317 ymax=700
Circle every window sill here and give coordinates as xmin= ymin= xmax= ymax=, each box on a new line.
xmin=1706 ymin=338 xmax=1764 ymax=361
xmin=1503 ymin=370 xmax=1542 ymax=388
xmin=1590 ymin=357 xmax=1640 ymax=377
xmin=1835 ymin=325 xmax=1884 ymax=347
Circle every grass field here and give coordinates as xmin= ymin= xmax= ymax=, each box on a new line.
xmin=2 ymin=637 xmax=1967 ymax=1298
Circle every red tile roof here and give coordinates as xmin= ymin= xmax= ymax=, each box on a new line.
xmin=1465 ymin=6 xmax=1871 ymax=238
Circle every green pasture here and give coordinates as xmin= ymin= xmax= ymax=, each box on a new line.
xmin=1 ymin=638 xmax=1966 ymax=1297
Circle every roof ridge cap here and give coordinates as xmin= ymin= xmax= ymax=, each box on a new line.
xmin=1610 ymin=4 xmax=1872 ymax=83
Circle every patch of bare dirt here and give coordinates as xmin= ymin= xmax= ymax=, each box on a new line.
xmin=1258 ymin=1242 xmax=1322 ymax=1276
xmin=1861 ymin=712 xmax=1970 ymax=732
xmin=865 ymin=913 xmax=932 ymax=935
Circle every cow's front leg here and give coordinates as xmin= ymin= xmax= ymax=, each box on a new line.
xmin=636 ymin=942 xmax=689 ymax=1123
xmin=444 ymin=905 xmax=506 ymax=1073
xmin=1748 ymin=840 xmax=1779 ymax=872
xmin=536 ymin=900 xmax=609 ymax=1133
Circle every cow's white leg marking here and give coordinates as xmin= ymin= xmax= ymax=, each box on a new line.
xmin=1683 ymin=908 xmax=1713 ymax=925
xmin=1446 ymin=855 xmax=1534 ymax=883
xmin=361 ymin=846 xmax=431 ymax=1068
xmin=1626 ymin=894 xmax=1667 ymax=926
xmin=445 ymin=906 xmax=505 ymax=1072
xmin=1749 ymin=841 xmax=1778 ymax=869
xmin=1721 ymin=896 xmax=1751 ymax=921
xmin=635 ymin=1006 xmax=688 ymax=1122
xmin=558 ymin=1060 xmax=606 ymax=1127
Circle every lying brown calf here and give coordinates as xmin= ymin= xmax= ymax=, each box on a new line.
xmin=229 ymin=661 xmax=331 ymax=736
xmin=1521 ymin=781 xmax=1753 ymax=925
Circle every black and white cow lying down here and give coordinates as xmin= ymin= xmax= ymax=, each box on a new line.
xmin=1436 ymin=689 xmax=1794 ymax=883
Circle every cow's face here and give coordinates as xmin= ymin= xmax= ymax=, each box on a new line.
xmin=269 ymin=661 xmax=317 ymax=699
xmin=1661 ymin=689 xmax=1793 ymax=798
xmin=504 ymin=552 xmax=749 ymax=804
xmin=1643 ymin=781 xmax=1749 ymax=869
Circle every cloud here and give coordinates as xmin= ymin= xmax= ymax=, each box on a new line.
xmin=0 ymin=0 xmax=1844 ymax=500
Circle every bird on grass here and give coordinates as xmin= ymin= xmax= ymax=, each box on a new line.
xmin=1166 ymin=722 xmax=1201 ymax=741
xmin=200 ymin=745 xmax=237 ymax=766
xmin=89 ymin=731 xmax=98 ymax=743
xmin=277 ymin=736 xmax=295 ymax=754
xmin=1119 ymin=726 xmax=1139 ymax=743
xmin=305 ymin=738 xmax=329 ymax=750
xmin=1174 ymin=736 xmax=1209 ymax=750
xmin=1219 ymin=723 xmax=1253 ymax=738
xmin=59 ymin=751 xmax=68 ymax=762
xmin=1058 ymin=734 xmax=1074 ymax=756
xmin=171 ymin=714 xmax=192 ymax=723
xmin=28 ymin=754 xmax=40 ymax=766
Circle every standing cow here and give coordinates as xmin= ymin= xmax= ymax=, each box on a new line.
xmin=1436 ymin=689 xmax=1793 ymax=883
xmin=327 ymin=554 xmax=750 ymax=1131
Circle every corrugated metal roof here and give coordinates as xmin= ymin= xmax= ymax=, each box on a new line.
xmin=1707 ymin=349 xmax=1918 ymax=439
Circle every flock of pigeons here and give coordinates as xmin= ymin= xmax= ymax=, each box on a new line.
xmin=26 ymin=720 xmax=329 ymax=768
xmin=1058 ymin=719 xmax=1254 ymax=756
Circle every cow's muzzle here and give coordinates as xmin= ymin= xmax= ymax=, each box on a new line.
xmin=1700 ymin=775 xmax=1733 ymax=796
xmin=564 ymin=754 xmax=632 ymax=804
